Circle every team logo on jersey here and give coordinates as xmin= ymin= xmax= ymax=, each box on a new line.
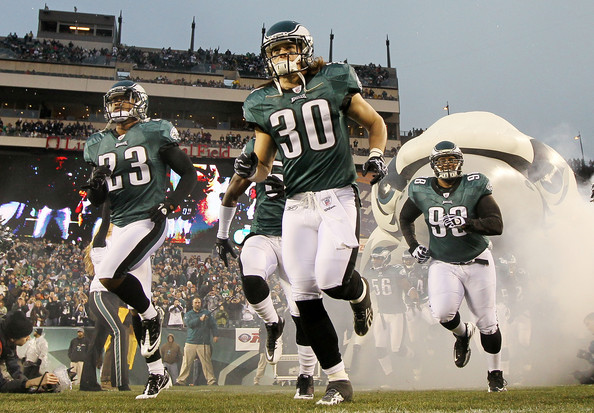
xmin=291 ymin=93 xmax=307 ymax=103
xmin=115 ymin=141 xmax=128 ymax=147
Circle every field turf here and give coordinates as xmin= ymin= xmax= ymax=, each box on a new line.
xmin=3 ymin=384 xmax=593 ymax=413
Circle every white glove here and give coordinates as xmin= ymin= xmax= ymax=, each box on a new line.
xmin=411 ymin=245 xmax=430 ymax=264
xmin=443 ymin=214 xmax=466 ymax=229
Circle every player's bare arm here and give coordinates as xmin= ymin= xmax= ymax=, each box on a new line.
xmin=222 ymin=174 xmax=252 ymax=208
xmin=347 ymin=93 xmax=387 ymax=152
xmin=250 ymin=128 xmax=278 ymax=183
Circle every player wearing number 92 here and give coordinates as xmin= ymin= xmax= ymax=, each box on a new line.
xmin=398 ymin=140 xmax=507 ymax=392
xmin=238 ymin=20 xmax=387 ymax=405
xmin=83 ymin=80 xmax=197 ymax=399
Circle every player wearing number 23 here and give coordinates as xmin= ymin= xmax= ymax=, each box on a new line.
xmin=83 ymin=80 xmax=196 ymax=399
xmin=237 ymin=20 xmax=387 ymax=405
xmin=399 ymin=140 xmax=507 ymax=393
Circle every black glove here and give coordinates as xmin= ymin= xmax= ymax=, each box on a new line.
xmin=82 ymin=166 xmax=112 ymax=190
xmin=362 ymin=156 xmax=388 ymax=185
xmin=234 ymin=152 xmax=258 ymax=179
xmin=215 ymin=237 xmax=238 ymax=268
xmin=263 ymin=175 xmax=285 ymax=200
xmin=148 ymin=199 xmax=176 ymax=223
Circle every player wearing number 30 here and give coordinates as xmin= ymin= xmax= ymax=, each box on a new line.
xmin=399 ymin=140 xmax=507 ymax=393
xmin=238 ymin=20 xmax=387 ymax=405
xmin=83 ymin=80 xmax=197 ymax=399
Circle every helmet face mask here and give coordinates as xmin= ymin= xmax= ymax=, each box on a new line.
xmin=104 ymin=81 xmax=148 ymax=123
xmin=370 ymin=247 xmax=390 ymax=269
xmin=429 ymin=140 xmax=464 ymax=180
xmin=402 ymin=251 xmax=415 ymax=268
xmin=262 ymin=21 xmax=314 ymax=78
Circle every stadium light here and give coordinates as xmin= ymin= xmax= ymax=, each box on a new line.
xmin=69 ymin=26 xmax=91 ymax=31
xmin=575 ymin=132 xmax=585 ymax=166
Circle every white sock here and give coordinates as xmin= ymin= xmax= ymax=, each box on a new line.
xmin=328 ymin=369 xmax=349 ymax=382
xmin=297 ymin=345 xmax=317 ymax=376
xmin=486 ymin=352 xmax=502 ymax=372
xmin=147 ymin=360 xmax=165 ymax=376
xmin=251 ymin=295 xmax=279 ymax=324
xmin=140 ymin=304 xmax=158 ymax=321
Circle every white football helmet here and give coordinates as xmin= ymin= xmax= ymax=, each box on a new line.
xmin=104 ymin=80 xmax=148 ymax=123
xmin=261 ymin=20 xmax=314 ymax=78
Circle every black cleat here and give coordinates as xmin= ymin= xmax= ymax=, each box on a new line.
xmin=316 ymin=380 xmax=353 ymax=405
xmin=140 ymin=313 xmax=162 ymax=358
xmin=294 ymin=374 xmax=314 ymax=400
xmin=453 ymin=322 xmax=475 ymax=368
xmin=136 ymin=370 xmax=172 ymax=399
xmin=350 ymin=277 xmax=373 ymax=336
xmin=265 ymin=317 xmax=284 ymax=364
xmin=487 ymin=370 xmax=507 ymax=392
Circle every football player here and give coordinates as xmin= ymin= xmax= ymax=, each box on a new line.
xmin=399 ymin=141 xmax=507 ymax=392
xmin=234 ymin=20 xmax=387 ymax=405
xmin=365 ymin=247 xmax=418 ymax=379
xmin=216 ymin=138 xmax=317 ymax=399
xmin=82 ymin=80 xmax=197 ymax=398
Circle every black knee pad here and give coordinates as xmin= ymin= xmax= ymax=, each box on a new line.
xmin=323 ymin=270 xmax=363 ymax=301
xmin=440 ymin=312 xmax=461 ymax=331
xmin=241 ymin=275 xmax=270 ymax=304
xmin=480 ymin=327 xmax=502 ymax=354
xmin=291 ymin=315 xmax=310 ymax=347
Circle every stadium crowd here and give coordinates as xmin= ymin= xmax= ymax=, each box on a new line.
xmin=0 ymin=236 xmax=283 ymax=330
xmin=1 ymin=32 xmax=395 ymax=90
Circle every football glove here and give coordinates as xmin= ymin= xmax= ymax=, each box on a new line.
xmin=234 ymin=152 xmax=259 ymax=179
xmin=215 ymin=237 xmax=238 ymax=268
xmin=443 ymin=214 xmax=466 ymax=229
xmin=410 ymin=244 xmax=430 ymax=264
xmin=82 ymin=165 xmax=112 ymax=190
xmin=362 ymin=156 xmax=388 ymax=185
xmin=263 ymin=175 xmax=285 ymax=200
xmin=148 ymin=199 xmax=176 ymax=223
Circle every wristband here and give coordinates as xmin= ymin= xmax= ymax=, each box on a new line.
xmin=217 ymin=205 xmax=237 ymax=238
xmin=368 ymin=148 xmax=384 ymax=159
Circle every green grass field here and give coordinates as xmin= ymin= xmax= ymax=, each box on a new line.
xmin=3 ymin=384 xmax=593 ymax=413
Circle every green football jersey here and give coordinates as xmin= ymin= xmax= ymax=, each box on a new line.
xmin=243 ymin=63 xmax=361 ymax=198
xmin=244 ymin=138 xmax=285 ymax=236
xmin=83 ymin=119 xmax=180 ymax=226
xmin=408 ymin=173 xmax=493 ymax=263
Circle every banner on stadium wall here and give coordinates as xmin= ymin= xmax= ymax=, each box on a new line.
xmin=235 ymin=327 xmax=259 ymax=351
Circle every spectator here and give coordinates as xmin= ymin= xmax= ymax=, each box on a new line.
xmin=67 ymin=328 xmax=89 ymax=386
xmin=175 ymin=297 xmax=219 ymax=386
xmin=29 ymin=300 xmax=48 ymax=327
xmin=160 ymin=334 xmax=182 ymax=384
xmin=167 ymin=299 xmax=185 ymax=328
xmin=0 ymin=300 xmax=7 ymax=317
xmin=45 ymin=292 xmax=62 ymax=326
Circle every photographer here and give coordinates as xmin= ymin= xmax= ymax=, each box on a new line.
xmin=0 ymin=310 xmax=59 ymax=392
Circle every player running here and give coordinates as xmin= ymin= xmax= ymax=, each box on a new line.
xmin=233 ymin=20 xmax=387 ymax=405
xmin=399 ymin=140 xmax=507 ymax=392
xmin=83 ymin=80 xmax=197 ymax=398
